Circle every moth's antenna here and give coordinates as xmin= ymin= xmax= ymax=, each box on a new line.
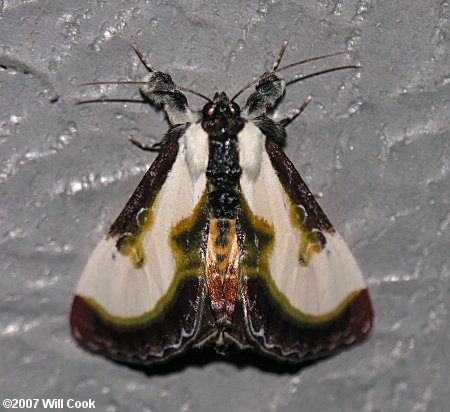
xmin=273 ymin=50 xmax=355 ymax=76
xmin=79 ymin=80 xmax=212 ymax=102
xmin=286 ymin=65 xmax=359 ymax=86
xmin=79 ymin=44 xmax=213 ymax=103
xmin=231 ymin=41 xmax=356 ymax=102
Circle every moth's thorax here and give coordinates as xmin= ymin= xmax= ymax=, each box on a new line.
xmin=201 ymin=92 xmax=245 ymax=219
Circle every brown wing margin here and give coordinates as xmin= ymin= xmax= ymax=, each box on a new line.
xmin=264 ymin=138 xmax=333 ymax=233
xmin=241 ymin=280 xmax=373 ymax=362
xmin=70 ymin=140 xmax=214 ymax=365
xmin=237 ymin=139 xmax=374 ymax=363
xmin=108 ymin=140 xmax=180 ymax=239
xmin=70 ymin=279 xmax=208 ymax=365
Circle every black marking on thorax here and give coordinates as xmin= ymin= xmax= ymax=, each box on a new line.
xmin=201 ymin=93 xmax=245 ymax=219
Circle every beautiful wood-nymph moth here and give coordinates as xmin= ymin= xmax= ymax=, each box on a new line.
xmin=71 ymin=41 xmax=374 ymax=366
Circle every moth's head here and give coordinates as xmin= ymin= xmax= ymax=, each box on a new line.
xmin=202 ymin=91 xmax=241 ymax=119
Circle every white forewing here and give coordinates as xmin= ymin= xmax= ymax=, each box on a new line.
xmin=185 ymin=124 xmax=209 ymax=180
xmin=76 ymin=124 xmax=208 ymax=319
xmin=238 ymin=122 xmax=264 ymax=182
xmin=239 ymin=127 xmax=366 ymax=317
xmin=184 ymin=123 xmax=209 ymax=202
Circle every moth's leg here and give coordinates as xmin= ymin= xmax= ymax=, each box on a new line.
xmin=242 ymin=73 xmax=286 ymax=119
xmin=133 ymin=44 xmax=194 ymax=125
xmin=132 ymin=43 xmax=158 ymax=72
xmin=128 ymin=123 xmax=190 ymax=152
xmin=253 ymin=97 xmax=311 ymax=146
xmin=128 ymin=134 xmax=161 ymax=151
xmin=276 ymin=97 xmax=312 ymax=127
xmin=252 ymin=116 xmax=287 ymax=146
xmin=271 ymin=40 xmax=289 ymax=71
xmin=242 ymin=41 xmax=289 ymax=119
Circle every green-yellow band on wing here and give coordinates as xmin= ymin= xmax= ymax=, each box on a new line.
xmin=118 ymin=208 xmax=154 ymax=269
xmin=85 ymin=186 xmax=357 ymax=328
xmin=239 ymin=194 xmax=360 ymax=324
xmin=290 ymin=204 xmax=324 ymax=266
xmin=170 ymin=191 xmax=209 ymax=279
xmin=81 ymin=191 xmax=209 ymax=330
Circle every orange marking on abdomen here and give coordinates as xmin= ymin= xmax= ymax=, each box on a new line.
xmin=205 ymin=217 xmax=240 ymax=327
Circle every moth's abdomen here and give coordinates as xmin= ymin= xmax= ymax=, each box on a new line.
xmin=205 ymin=217 xmax=240 ymax=329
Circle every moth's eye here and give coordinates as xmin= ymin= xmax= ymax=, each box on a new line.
xmin=203 ymin=103 xmax=216 ymax=118
xmin=230 ymin=102 xmax=240 ymax=116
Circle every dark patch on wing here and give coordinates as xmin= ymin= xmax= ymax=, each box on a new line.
xmin=70 ymin=277 xmax=211 ymax=365
xmin=242 ymin=277 xmax=374 ymax=362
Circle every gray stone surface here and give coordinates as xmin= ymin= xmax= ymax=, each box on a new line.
xmin=1 ymin=1 xmax=449 ymax=411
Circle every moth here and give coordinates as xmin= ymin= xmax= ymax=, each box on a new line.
xmin=71 ymin=41 xmax=374 ymax=366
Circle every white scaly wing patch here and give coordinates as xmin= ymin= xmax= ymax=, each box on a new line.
xmin=75 ymin=124 xmax=208 ymax=321
xmin=239 ymin=123 xmax=366 ymax=318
